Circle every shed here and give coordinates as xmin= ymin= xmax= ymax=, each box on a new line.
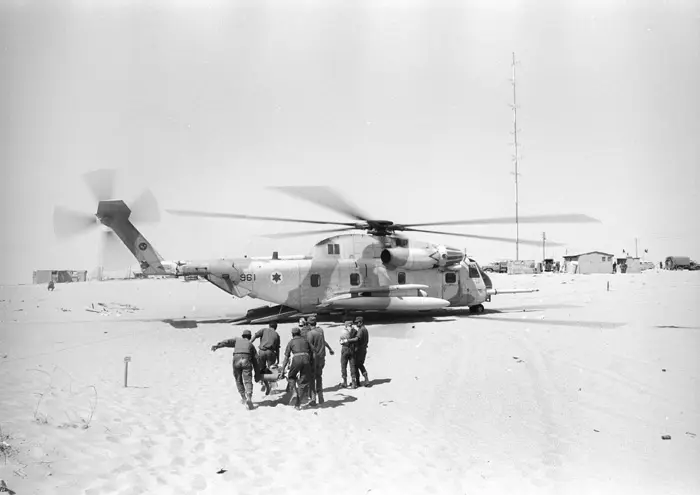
xmin=33 ymin=270 xmax=87 ymax=285
xmin=562 ymin=251 xmax=615 ymax=274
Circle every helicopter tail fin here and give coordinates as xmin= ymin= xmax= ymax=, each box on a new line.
xmin=97 ymin=200 xmax=167 ymax=275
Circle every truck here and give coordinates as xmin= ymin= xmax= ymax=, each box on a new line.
xmin=482 ymin=260 xmax=509 ymax=273
xmin=664 ymin=256 xmax=698 ymax=270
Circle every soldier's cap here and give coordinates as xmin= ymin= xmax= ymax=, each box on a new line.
xmin=344 ymin=320 xmax=354 ymax=326
xmin=241 ymin=329 xmax=252 ymax=338
xmin=354 ymin=316 xmax=364 ymax=323
xmin=291 ymin=327 xmax=301 ymax=336
xmin=308 ymin=316 xmax=317 ymax=324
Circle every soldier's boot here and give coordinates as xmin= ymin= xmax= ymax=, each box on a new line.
xmin=263 ymin=381 xmax=271 ymax=396
xmin=317 ymin=390 xmax=324 ymax=404
xmin=363 ymin=372 xmax=370 ymax=387
xmin=350 ymin=376 xmax=358 ymax=389
xmin=340 ymin=378 xmax=348 ymax=388
xmin=288 ymin=379 xmax=298 ymax=405
xmin=239 ymin=393 xmax=247 ymax=405
xmin=245 ymin=393 xmax=254 ymax=411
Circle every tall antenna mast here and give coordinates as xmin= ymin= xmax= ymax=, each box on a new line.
xmin=511 ymin=52 xmax=521 ymax=261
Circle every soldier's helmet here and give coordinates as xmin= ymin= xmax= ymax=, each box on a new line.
xmin=291 ymin=327 xmax=301 ymax=336
xmin=308 ymin=316 xmax=317 ymax=325
xmin=242 ymin=329 xmax=252 ymax=338
xmin=354 ymin=316 xmax=364 ymax=324
xmin=298 ymin=317 xmax=307 ymax=326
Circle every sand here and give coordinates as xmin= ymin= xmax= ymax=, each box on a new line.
xmin=1 ymin=271 xmax=699 ymax=494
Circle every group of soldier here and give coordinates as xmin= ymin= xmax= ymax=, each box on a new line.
xmin=211 ymin=315 xmax=370 ymax=410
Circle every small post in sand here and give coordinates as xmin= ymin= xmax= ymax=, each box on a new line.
xmin=124 ymin=356 xmax=131 ymax=387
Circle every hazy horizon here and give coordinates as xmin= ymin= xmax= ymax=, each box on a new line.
xmin=2 ymin=0 xmax=699 ymax=284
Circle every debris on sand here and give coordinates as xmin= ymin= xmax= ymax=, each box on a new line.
xmin=661 ymin=435 xmax=671 ymax=440
xmin=686 ymin=432 xmax=696 ymax=438
xmin=85 ymin=302 xmax=142 ymax=316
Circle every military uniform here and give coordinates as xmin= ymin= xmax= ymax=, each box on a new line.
xmin=306 ymin=319 xmax=334 ymax=404
xmin=339 ymin=323 xmax=358 ymax=389
xmin=252 ymin=324 xmax=281 ymax=395
xmin=353 ymin=318 xmax=370 ymax=386
xmin=252 ymin=325 xmax=281 ymax=370
xmin=281 ymin=330 xmax=314 ymax=408
xmin=212 ymin=331 xmax=261 ymax=410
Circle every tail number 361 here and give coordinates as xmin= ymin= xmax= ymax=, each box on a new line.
xmin=240 ymin=273 xmax=255 ymax=282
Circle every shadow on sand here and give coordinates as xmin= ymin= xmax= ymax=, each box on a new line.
xmin=255 ymin=378 xmax=392 ymax=410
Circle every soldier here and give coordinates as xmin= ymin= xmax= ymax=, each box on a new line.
xmin=47 ymin=280 xmax=55 ymax=291
xmin=306 ymin=315 xmax=335 ymax=405
xmin=339 ymin=320 xmax=358 ymax=389
xmin=280 ymin=327 xmax=314 ymax=409
xmin=298 ymin=317 xmax=310 ymax=338
xmin=211 ymin=329 xmax=262 ymax=410
xmin=351 ymin=316 xmax=370 ymax=387
xmin=251 ymin=322 xmax=281 ymax=395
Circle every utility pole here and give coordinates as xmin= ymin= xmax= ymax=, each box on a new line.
xmin=542 ymin=232 xmax=546 ymax=261
xmin=511 ymin=52 xmax=521 ymax=261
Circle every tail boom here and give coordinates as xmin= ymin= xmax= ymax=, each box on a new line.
xmin=97 ymin=200 xmax=166 ymax=275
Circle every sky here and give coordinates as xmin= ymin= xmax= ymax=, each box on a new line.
xmin=1 ymin=0 xmax=699 ymax=284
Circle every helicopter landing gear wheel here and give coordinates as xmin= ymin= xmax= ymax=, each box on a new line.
xmin=469 ymin=304 xmax=484 ymax=314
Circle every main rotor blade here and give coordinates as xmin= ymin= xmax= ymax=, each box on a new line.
xmin=53 ymin=206 xmax=97 ymax=238
xmin=269 ymin=186 xmax=371 ymax=221
xmin=403 ymin=213 xmax=600 ymax=228
xmin=166 ymin=209 xmax=357 ymax=227
xmin=130 ymin=189 xmax=160 ymax=223
xmin=261 ymin=227 xmax=358 ymax=239
xmin=402 ymin=227 xmax=562 ymax=247
xmin=83 ymin=169 xmax=116 ymax=203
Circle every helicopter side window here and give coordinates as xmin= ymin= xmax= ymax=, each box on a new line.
xmin=468 ymin=264 xmax=479 ymax=279
xmin=350 ymin=273 xmax=360 ymax=286
xmin=327 ymin=244 xmax=340 ymax=255
xmin=398 ymin=272 xmax=406 ymax=284
xmin=310 ymin=274 xmax=321 ymax=287
xmin=444 ymin=272 xmax=457 ymax=284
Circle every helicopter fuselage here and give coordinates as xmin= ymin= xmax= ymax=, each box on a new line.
xmin=182 ymin=233 xmax=495 ymax=313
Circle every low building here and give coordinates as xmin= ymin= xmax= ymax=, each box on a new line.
xmin=562 ymin=252 xmax=614 ymax=274
xmin=33 ymin=270 xmax=87 ymax=284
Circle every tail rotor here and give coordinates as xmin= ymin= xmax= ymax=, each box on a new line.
xmin=53 ymin=169 xmax=161 ymax=273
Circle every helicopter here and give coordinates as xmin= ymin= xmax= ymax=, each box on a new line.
xmin=54 ymin=175 xmax=599 ymax=323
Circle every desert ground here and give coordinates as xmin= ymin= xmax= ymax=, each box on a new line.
xmin=1 ymin=270 xmax=698 ymax=495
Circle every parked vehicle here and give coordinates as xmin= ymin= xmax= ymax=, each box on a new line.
xmin=483 ymin=260 xmax=509 ymax=273
xmin=665 ymin=256 xmax=696 ymax=270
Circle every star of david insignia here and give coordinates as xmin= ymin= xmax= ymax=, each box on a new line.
xmin=271 ymin=272 xmax=283 ymax=284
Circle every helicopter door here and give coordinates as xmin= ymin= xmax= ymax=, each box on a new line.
xmin=442 ymin=270 xmax=459 ymax=302
xmin=467 ymin=262 xmax=486 ymax=304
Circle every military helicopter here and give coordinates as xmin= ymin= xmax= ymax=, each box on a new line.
xmin=54 ymin=175 xmax=599 ymax=323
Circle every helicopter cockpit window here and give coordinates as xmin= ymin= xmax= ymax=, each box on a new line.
xmin=350 ymin=273 xmax=360 ymax=286
xmin=327 ymin=244 xmax=340 ymax=255
xmin=395 ymin=238 xmax=409 ymax=248
xmin=468 ymin=264 xmax=479 ymax=279
xmin=398 ymin=272 xmax=406 ymax=284
xmin=444 ymin=272 xmax=457 ymax=284
xmin=310 ymin=274 xmax=321 ymax=287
